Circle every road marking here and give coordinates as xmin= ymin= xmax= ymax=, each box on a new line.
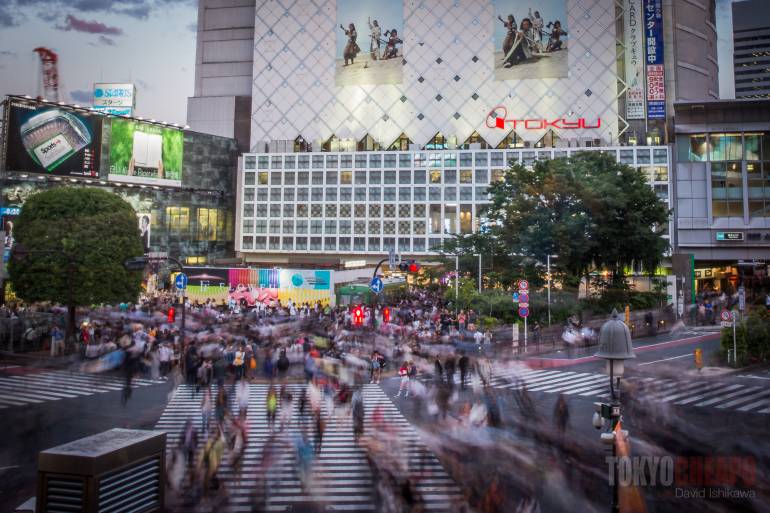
xmin=637 ymin=354 xmax=692 ymax=366
xmin=674 ymin=384 xmax=744 ymax=405
xmin=737 ymin=374 xmax=770 ymax=381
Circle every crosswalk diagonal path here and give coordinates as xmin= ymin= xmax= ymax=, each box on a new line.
xmin=0 ymin=369 xmax=161 ymax=408
xmin=464 ymin=366 xmax=770 ymax=415
xmin=156 ymin=383 xmax=463 ymax=512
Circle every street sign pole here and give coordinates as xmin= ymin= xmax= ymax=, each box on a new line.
xmin=733 ymin=311 xmax=737 ymax=367
xmin=524 ymin=316 xmax=527 ymax=351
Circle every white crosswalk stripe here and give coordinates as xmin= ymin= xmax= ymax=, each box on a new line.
xmin=470 ymin=366 xmax=770 ymax=415
xmin=156 ymin=383 xmax=463 ymax=512
xmin=0 ymin=370 xmax=161 ymax=408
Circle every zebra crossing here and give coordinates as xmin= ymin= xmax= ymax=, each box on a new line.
xmin=156 ymin=383 xmax=463 ymax=512
xmin=464 ymin=367 xmax=770 ymax=415
xmin=0 ymin=369 xmax=161 ymax=408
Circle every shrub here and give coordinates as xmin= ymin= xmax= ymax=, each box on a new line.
xmin=720 ymin=309 xmax=770 ymax=366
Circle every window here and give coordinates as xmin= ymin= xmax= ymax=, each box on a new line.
xmin=398 ymin=238 xmax=411 ymax=252
xmin=285 ymin=156 xmax=296 ymax=169
xmin=653 ymin=167 xmax=668 ymax=182
xmin=245 ymin=172 xmax=255 ymax=186
xmin=414 ymin=204 xmax=425 ymax=217
xmin=636 ymin=149 xmax=651 ymax=164
xmin=475 ymin=153 xmax=488 ymax=166
xmin=312 ymin=155 xmax=324 ymax=168
xmin=398 ymin=221 xmax=410 ymax=234
xmin=355 ymin=171 xmax=367 ymax=184
xmin=383 ymin=237 xmax=395 ymax=251
xmin=653 ymin=148 xmax=668 ymax=164
xmin=355 ymin=155 xmax=367 ymax=168
xmin=255 ymin=236 xmax=267 ymax=250
xmin=369 ymin=188 xmax=381 ymax=201
xmin=340 ymin=220 xmax=351 ymax=234
xmin=445 ymin=153 xmax=457 ymax=166
xmin=258 ymin=156 xmax=269 ymax=169
xmin=312 ymin=171 xmax=323 ymax=185
xmin=491 ymin=152 xmax=504 ymax=166
xmin=369 ymin=170 xmax=381 ymax=184
xmin=243 ymin=205 xmax=254 ymax=218
xmin=475 ymin=169 xmax=488 ymax=183
xmin=271 ymin=172 xmax=282 ymax=185
xmin=429 ymin=154 xmax=442 ymax=168
xmin=460 ymin=187 xmax=473 ymax=201
xmin=384 ymin=204 xmax=396 ymax=217
xmin=326 ymin=171 xmax=338 ymax=184
xmin=491 ymin=169 xmax=505 ymax=182
xmin=460 ymin=169 xmax=473 ymax=183
xmin=339 ymin=238 xmax=351 ymax=251
xmin=709 ymin=134 xmax=742 ymax=161
xmin=340 ymin=187 xmax=352 ymax=201
xmin=296 ymin=220 xmax=308 ymax=234
xmin=256 ymin=204 xmax=267 ymax=217
xmin=460 ymin=205 xmax=472 ymax=233
xmin=370 ymin=154 xmax=381 ymax=167
xmin=310 ymin=237 xmax=322 ymax=250
xmin=296 ymin=204 xmax=308 ymax=217
xmin=460 ymin=153 xmax=472 ymax=166
xmin=444 ymin=169 xmax=457 ymax=184
xmin=244 ymin=156 xmax=256 ymax=170
xmin=282 ymin=237 xmax=294 ymax=250
xmin=399 ymin=154 xmax=411 ymax=167
xmin=444 ymin=205 xmax=457 ymax=233
xmin=384 ymin=154 xmax=397 ymax=168
xmin=369 ymin=204 xmax=381 ymax=217
xmin=748 ymin=162 xmax=769 ymax=217
xmin=325 ymin=204 xmax=337 ymax=217
xmin=711 ymin=162 xmax=743 ymax=217
xmin=244 ymin=188 xmax=255 ymax=202
xmin=283 ymin=220 xmax=294 ymax=233
xmin=325 ymin=188 xmax=338 ymax=201
xmin=271 ymin=156 xmax=282 ymax=169
xmin=398 ymin=204 xmax=411 ymax=217
xmin=311 ymin=188 xmax=323 ymax=201
xmin=254 ymin=220 xmax=267 ymax=233
xmin=414 ymin=221 xmax=426 ymax=234
xmin=298 ymin=155 xmax=310 ymax=169
xmin=283 ymin=204 xmax=293 ymax=217
xmin=429 ymin=187 xmax=441 ymax=201
xmin=283 ymin=188 xmax=295 ymax=201
xmin=311 ymin=204 xmax=322 ymax=217
xmin=242 ymin=219 xmax=254 ymax=234
xmin=311 ymin=220 xmax=323 ymax=234
xmin=355 ymin=188 xmax=366 ymax=201
xmin=363 ymin=237 xmax=375 ymax=251
xmin=354 ymin=221 xmax=366 ymax=234
xmin=326 ymin=155 xmax=338 ymax=168
xmin=414 ymin=170 xmax=426 ymax=184
xmin=298 ymin=171 xmax=309 ymax=185
xmin=430 ymin=170 xmax=442 ymax=183
xmin=399 ymin=188 xmax=411 ymax=201
xmin=368 ymin=220 xmax=381 ymax=233
xmin=384 ymin=187 xmax=396 ymax=201
xmin=620 ymin=149 xmax=635 ymax=164
xmin=242 ymin=236 xmax=254 ymax=249
xmin=399 ymin=170 xmax=411 ymax=184
xmin=429 ymin=238 xmax=442 ymax=251
xmin=325 ymin=220 xmax=337 ymax=234
xmin=475 ymin=186 xmax=487 ymax=199
xmin=270 ymin=188 xmax=281 ymax=201
xmin=414 ymin=187 xmax=426 ymax=201
xmin=430 ymin=205 xmax=441 ymax=234
xmin=269 ymin=236 xmax=281 ymax=250
xmin=445 ymin=187 xmax=457 ymax=201
xmin=257 ymin=188 xmax=268 ymax=202
xmin=355 ymin=204 xmax=366 ymax=217
xmin=384 ymin=171 xmax=397 ymax=184
xmin=295 ymin=237 xmax=307 ymax=250
xmin=297 ymin=188 xmax=309 ymax=201
xmin=340 ymin=204 xmax=351 ymax=217
xmin=745 ymin=134 xmax=761 ymax=161
xmin=413 ymin=238 xmax=425 ymax=252
xmin=269 ymin=220 xmax=281 ymax=233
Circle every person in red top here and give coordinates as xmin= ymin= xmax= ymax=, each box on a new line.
xmin=395 ymin=361 xmax=411 ymax=398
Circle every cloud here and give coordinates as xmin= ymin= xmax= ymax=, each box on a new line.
xmin=0 ymin=50 xmax=17 ymax=57
xmin=187 ymin=21 xmax=197 ymax=32
xmin=135 ymin=79 xmax=151 ymax=90
xmin=0 ymin=6 xmax=22 ymax=27
xmin=56 ymin=14 xmax=122 ymax=35
xmin=69 ymin=89 xmax=92 ymax=104
xmin=16 ymin=0 xmax=194 ymax=20
xmin=98 ymin=35 xmax=116 ymax=45
xmin=37 ymin=10 xmax=58 ymax=22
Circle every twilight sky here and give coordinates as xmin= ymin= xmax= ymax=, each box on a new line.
xmin=0 ymin=0 xmax=197 ymax=124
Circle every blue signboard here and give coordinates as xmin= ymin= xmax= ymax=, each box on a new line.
xmin=175 ymin=273 xmax=188 ymax=290
xmin=643 ymin=0 xmax=666 ymax=119
xmin=370 ymin=277 xmax=384 ymax=294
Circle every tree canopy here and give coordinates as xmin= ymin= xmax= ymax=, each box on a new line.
xmin=8 ymin=187 xmax=144 ymax=311
xmin=444 ymin=152 xmax=670 ymax=290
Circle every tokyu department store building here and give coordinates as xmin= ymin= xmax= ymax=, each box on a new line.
xmin=189 ymin=0 xmax=688 ymax=267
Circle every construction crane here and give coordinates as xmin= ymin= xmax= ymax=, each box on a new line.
xmin=33 ymin=47 xmax=59 ymax=102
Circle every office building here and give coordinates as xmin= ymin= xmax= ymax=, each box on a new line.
xmin=733 ymin=0 xmax=770 ymax=100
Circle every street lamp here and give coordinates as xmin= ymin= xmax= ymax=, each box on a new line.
xmin=594 ymin=309 xmax=636 ymax=513
xmin=473 ymin=253 xmax=482 ymax=293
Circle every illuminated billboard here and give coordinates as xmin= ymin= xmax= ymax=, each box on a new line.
xmin=107 ymin=118 xmax=183 ymax=187
xmin=93 ymin=83 xmax=136 ymax=116
xmin=5 ymin=103 xmax=101 ymax=177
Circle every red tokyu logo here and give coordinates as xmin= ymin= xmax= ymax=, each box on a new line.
xmin=486 ymin=106 xmax=601 ymax=130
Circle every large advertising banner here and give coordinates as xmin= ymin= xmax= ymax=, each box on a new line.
xmin=643 ymin=0 xmax=666 ymax=120
xmin=183 ymin=268 xmax=334 ymax=307
xmin=624 ymin=0 xmax=645 ymax=119
xmin=335 ymin=0 xmax=403 ymax=86
xmin=5 ymin=104 xmax=102 ymax=177
xmin=136 ymin=212 xmax=151 ymax=253
xmin=107 ymin=119 xmax=183 ymax=187
xmin=492 ymin=0 xmax=568 ymax=80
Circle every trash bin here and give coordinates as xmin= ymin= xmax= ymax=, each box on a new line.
xmin=36 ymin=428 xmax=166 ymax=513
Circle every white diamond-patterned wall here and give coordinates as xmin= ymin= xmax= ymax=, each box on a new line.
xmin=251 ymin=0 xmax=619 ymax=151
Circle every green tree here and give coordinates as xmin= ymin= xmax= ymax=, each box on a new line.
xmin=8 ymin=188 xmax=144 ymax=339
xmin=474 ymin=152 xmax=669 ymax=293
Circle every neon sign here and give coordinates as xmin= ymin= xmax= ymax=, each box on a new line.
xmin=486 ymin=106 xmax=601 ymax=130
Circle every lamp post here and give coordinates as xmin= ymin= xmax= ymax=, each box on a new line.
xmin=454 ymin=254 xmax=459 ymax=315
xmin=593 ymin=309 xmax=636 ymax=513
xmin=547 ymin=254 xmax=557 ymax=326
xmin=473 ymin=253 xmax=482 ymax=293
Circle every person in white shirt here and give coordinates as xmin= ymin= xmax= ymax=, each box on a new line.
xmin=159 ymin=344 xmax=171 ymax=379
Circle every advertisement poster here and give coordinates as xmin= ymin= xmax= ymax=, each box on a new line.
xmin=136 ymin=213 xmax=151 ymax=253
xmin=643 ymin=0 xmax=666 ymax=119
xmin=492 ymin=0 xmax=568 ymax=80
xmin=5 ymin=104 xmax=101 ymax=177
xmin=624 ymin=0 xmax=645 ymax=119
xmin=107 ymin=119 xmax=183 ymax=187
xmin=335 ymin=0 xmax=403 ymax=86
xmin=183 ymin=268 xmax=334 ymax=307
xmin=93 ymin=83 xmax=136 ymax=116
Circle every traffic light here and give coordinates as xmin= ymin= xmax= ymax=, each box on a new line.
xmin=167 ymin=306 xmax=175 ymax=323
xmin=398 ymin=260 xmax=421 ymax=273
xmin=383 ymin=307 xmax=390 ymax=323
xmin=352 ymin=306 xmax=363 ymax=326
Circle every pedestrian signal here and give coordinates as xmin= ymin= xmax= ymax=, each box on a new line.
xmin=383 ymin=307 xmax=390 ymax=323
xmin=167 ymin=307 xmax=175 ymax=323
xmin=398 ymin=260 xmax=421 ymax=273
xmin=353 ymin=306 xmax=364 ymax=326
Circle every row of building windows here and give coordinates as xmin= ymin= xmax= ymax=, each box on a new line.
xmin=243 ymin=148 xmax=669 ymax=170
xmin=243 ymin=186 xmax=488 ymax=203
xmin=241 ymin=236 xmax=448 ymax=253
xmin=711 ymin=161 xmax=770 ymax=218
xmin=678 ymin=132 xmax=770 ymax=162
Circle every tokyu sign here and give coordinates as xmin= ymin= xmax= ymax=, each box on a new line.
xmin=487 ymin=106 xmax=601 ymax=130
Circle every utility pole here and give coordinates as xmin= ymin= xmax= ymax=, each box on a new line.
xmin=547 ymin=254 xmax=557 ymax=326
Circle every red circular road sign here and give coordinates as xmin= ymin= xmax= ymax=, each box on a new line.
xmin=518 ymin=306 xmax=529 ymax=318
xmin=519 ymin=292 xmax=529 ymax=304
xmin=720 ymin=309 xmax=731 ymax=322
xmin=518 ymin=279 xmax=529 ymax=290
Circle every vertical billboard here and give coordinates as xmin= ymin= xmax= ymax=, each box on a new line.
xmin=335 ymin=0 xmax=403 ymax=86
xmin=93 ymin=83 xmax=136 ymax=116
xmin=4 ymin=103 xmax=101 ymax=177
xmin=643 ymin=0 xmax=666 ymax=119
xmin=107 ymin=119 xmax=183 ymax=187
xmin=137 ymin=213 xmax=151 ymax=253
xmin=492 ymin=0 xmax=569 ymax=80
xmin=624 ymin=0 xmax=645 ymax=119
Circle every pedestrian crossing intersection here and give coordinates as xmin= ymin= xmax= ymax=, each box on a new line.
xmin=480 ymin=367 xmax=770 ymax=414
xmin=0 ymin=370 xmax=161 ymax=408
xmin=156 ymin=383 xmax=463 ymax=512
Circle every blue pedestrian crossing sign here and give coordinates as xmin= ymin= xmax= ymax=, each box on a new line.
xmin=370 ymin=276 xmax=384 ymax=294
xmin=175 ymin=273 xmax=188 ymax=290
xmin=512 ymin=292 xmax=520 ymax=303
